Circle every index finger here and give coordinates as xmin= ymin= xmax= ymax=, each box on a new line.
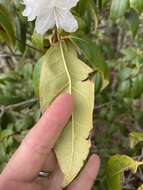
xmin=2 ymin=94 xmax=74 ymax=181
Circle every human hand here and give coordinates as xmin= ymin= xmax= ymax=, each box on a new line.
xmin=0 ymin=94 xmax=100 ymax=190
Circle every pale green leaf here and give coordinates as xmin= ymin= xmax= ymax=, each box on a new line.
xmin=106 ymin=155 xmax=143 ymax=190
xmin=39 ymin=42 xmax=94 ymax=187
xmin=129 ymin=132 xmax=143 ymax=148
xmin=110 ymin=0 xmax=129 ymax=20
xmin=32 ymin=32 xmax=44 ymax=51
xmin=130 ymin=0 xmax=143 ymax=12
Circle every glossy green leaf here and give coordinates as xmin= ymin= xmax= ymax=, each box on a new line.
xmin=77 ymin=0 xmax=89 ymax=16
xmin=106 ymin=155 xmax=143 ymax=190
xmin=125 ymin=9 xmax=139 ymax=37
xmin=94 ymin=72 xmax=103 ymax=95
xmin=98 ymin=0 xmax=109 ymax=9
xmin=0 ymin=27 xmax=10 ymax=43
xmin=39 ymin=42 xmax=94 ymax=187
xmin=118 ymin=80 xmax=131 ymax=96
xmin=131 ymin=75 xmax=143 ymax=98
xmin=129 ymin=132 xmax=143 ymax=148
xmin=76 ymin=16 xmax=87 ymax=32
xmin=72 ymin=33 xmax=109 ymax=91
xmin=0 ymin=4 xmax=15 ymax=46
xmin=33 ymin=58 xmax=43 ymax=97
xmin=110 ymin=0 xmax=129 ymax=20
xmin=15 ymin=16 xmax=27 ymax=53
xmin=130 ymin=0 xmax=143 ymax=12
xmin=0 ymin=127 xmax=13 ymax=139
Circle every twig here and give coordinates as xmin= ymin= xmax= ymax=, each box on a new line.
xmin=16 ymin=38 xmax=44 ymax=53
xmin=5 ymin=98 xmax=38 ymax=110
xmin=94 ymin=101 xmax=114 ymax=110
xmin=0 ymin=106 xmax=5 ymax=117
xmin=0 ymin=52 xmax=21 ymax=58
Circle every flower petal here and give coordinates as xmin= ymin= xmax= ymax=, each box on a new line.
xmin=22 ymin=7 xmax=36 ymax=21
xmin=56 ymin=9 xmax=78 ymax=33
xmin=22 ymin=0 xmax=39 ymax=21
xmin=56 ymin=0 xmax=80 ymax=9
xmin=35 ymin=9 xmax=55 ymax=35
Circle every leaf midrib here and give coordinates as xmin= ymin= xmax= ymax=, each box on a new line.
xmin=59 ymin=42 xmax=74 ymax=175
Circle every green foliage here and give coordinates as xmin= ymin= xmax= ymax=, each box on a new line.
xmin=125 ymin=9 xmax=139 ymax=37
xmin=33 ymin=58 xmax=43 ymax=97
xmin=0 ymin=4 xmax=15 ymax=46
xmin=15 ymin=16 xmax=27 ymax=53
xmin=129 ymin=132 xmax=143 ymax=148
xmin=106 ymin=155 xmax=143 ymax=190
xmin=72 ymin=33 xmax=109 ymax=94
xmin=1 ymin=0 xmax=143 ymax=189
xmin=130 ymin=0 xmax=143 ymax=12
xmin=32 ymin=33 xmax=44 ymax=52
xmin=110 ymin=0 xmax=130 ymax=20
xmin=0 ymin=61 xmax=40 ymax=171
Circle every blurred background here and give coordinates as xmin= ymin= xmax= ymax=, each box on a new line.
xmin=1 ymin=0 xmax=143 ymax=189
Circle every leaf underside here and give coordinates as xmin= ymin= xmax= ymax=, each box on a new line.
xmin=39 ymin=42 xmax=94 ymax=187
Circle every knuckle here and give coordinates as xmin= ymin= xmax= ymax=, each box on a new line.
xmin=33 ymin=143 xmax=50 ymax=155
xmin=23 ymin=138 xmax=50 ymax=156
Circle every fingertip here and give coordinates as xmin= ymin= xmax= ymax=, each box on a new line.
xmin=89 ymin=154 xmax=100 ymax=166
xmin=89 ymin=154 xmax=100 ymax=172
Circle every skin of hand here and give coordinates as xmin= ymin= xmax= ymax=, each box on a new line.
xmin=0 ymin=94 xmax=100 ymax=190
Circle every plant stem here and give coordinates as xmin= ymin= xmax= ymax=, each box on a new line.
xmin=5 ymin=98 xmax=38 ymax=110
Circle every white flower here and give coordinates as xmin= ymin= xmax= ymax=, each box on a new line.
xmin=22 ymin=0 xmax=80 ymax=35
